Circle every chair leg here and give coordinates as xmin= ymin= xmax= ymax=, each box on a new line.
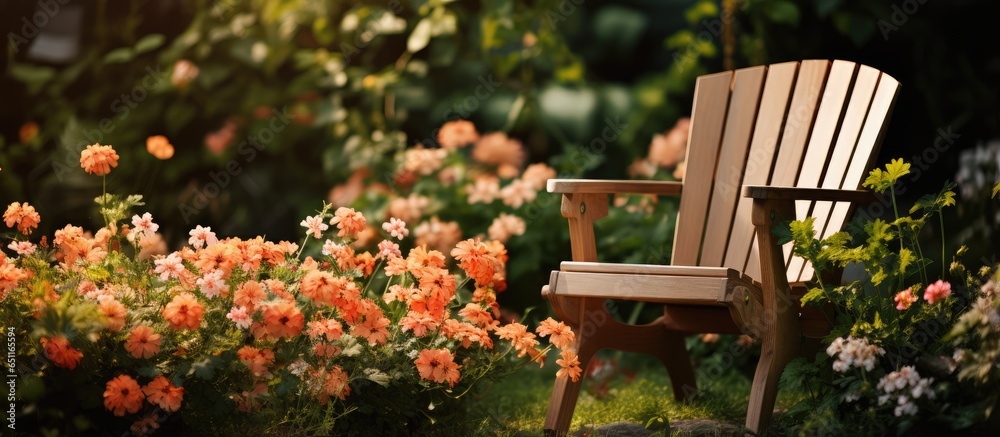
xmin=744 ymin=333 xmax=796 ymax=434
xmin=656 ymin=331 xmax=698 ymax=402
xmin=543 ymin=340 xmax=597 ymax=436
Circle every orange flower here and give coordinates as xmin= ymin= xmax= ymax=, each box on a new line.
xmin=451 ymin=239 xmax=503 ymax=286
xmin=40 ymin=336 xmax=83 ymax=369
xmin=300 ymin=270 xmax=355 ymax=307
xmin=495 ymin=322 xmax=540 ymax=358
xmin=131 ymin=414 xmax=161 ymax=435
xmin=406 ymin=246 xmax=447 ymax=270
xmin=0 ymin=262 xmax=29 ymax=299
xmin=103 ymin=375 xmax=144 ymax=416
xmin=316 ymin=366 xmax=351 ymax=403
xmin=399 ymin=311 xmax=440 ymax=337
xmin=458 ymin=303 xmax=495 ymax=329
xmin=536 ymin=317 xmax=575 ymax=349
xmin=125 ymin=325 xmax=162 ymax=359
xmin=234 ymin=281 xmax=267 ymax=312
xmin=414 ymin=348 xmax=461 ymax=387
xmin=472 ymin=132 xmax=525 ymax=168
xmin=261 ymin=300 xmax=305 ymax=339
xmin=329 ymin=207 xmax=367 ymax=239
xmin=237 ymin=345 xmax=275 ymax=376
xmin=349 ymin=302 xmax=390 ymax=345
xmin=99 ymin=299 xmax=127 ymax=332
xmin=194 ymin=242 xmax=237 ymax=278
xmin=3 ymin=202 xmax=41 ymax=235
xmin=413 ymin=217 xmax=462 ymax=254
xmin=80 ymin=143 xmax=120 ymax=176
xmin=307 ymin=317 xmax=344 ymax=341
xmin=146 ymin=135 xmax=175 ymax=160
xmin=162 ymin=292 xmax=204 ymax=330
xmin=521 ymin=163 xmax=557 ymax=190
xmin=438 ymin=119 xmax=480 ymax=149
xmin=441 ymin=319 xmax=493 ymax=349
xmin=556 ymin=349 xmax=582 ymax=382
xmin=142 ymin=375 xmax=184 ymax=412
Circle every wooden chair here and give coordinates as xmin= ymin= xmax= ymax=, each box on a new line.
xmin=541 ymin=60 xmax=901 ymax=435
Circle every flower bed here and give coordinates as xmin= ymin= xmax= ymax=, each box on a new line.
xmin=0 ymin=144 xmax=582 ymax=435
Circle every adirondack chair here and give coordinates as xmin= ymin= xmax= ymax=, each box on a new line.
xmin=541 ymin=59 xmax=901 ymax=435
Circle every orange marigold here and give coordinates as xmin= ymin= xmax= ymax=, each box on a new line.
xmin=40 ymin=336 xmax=83 ymax=369
xmin=3 ymin=202 xmax=41 ymax=235
xmin=103 ymin=374 xmax=144 ymax=416
xmin=162 ymin=292 xmax=204 ymax=330
xmin=125 ymin=325 xmax=162 ymax=359
xmin=80 ymin=143 xmax=120 ymax=176
xmin=142 ymin=375 xmax=184 ymax=412
xmin=261 ymin=300 xmax=305 ymax=339
xmin=414 ymin=348 xmax=461 ymax=387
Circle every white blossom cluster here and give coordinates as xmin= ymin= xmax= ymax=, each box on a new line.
xmin=826 ymin=336 xmax=885 ymax=372
xmin=877 ymin=366 xmax=936 ymax=417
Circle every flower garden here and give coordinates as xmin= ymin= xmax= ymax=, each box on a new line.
xmin=2 ymin=1 xmax=1000 ymax=436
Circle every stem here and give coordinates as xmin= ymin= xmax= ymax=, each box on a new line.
xmin=939 ymin=210 xmax=947 ymax=279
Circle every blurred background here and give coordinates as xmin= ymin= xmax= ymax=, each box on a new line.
xmin=2 ymin=0 xmax=999 ymax=309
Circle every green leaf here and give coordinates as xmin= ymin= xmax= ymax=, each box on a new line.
xmin=7 ymin=64 xmax=56 ymax=94
xmin=816 ymin=0 xmax=844 ymax=17
xmin=133 ymin=34 xmax=165 ymax=55
xmin=993 ymin=182 xmax=1000 ymax=198
xmin=863 ymin=158 xmax=910 ymax=193
xmin=801 ymin=287 xmax=828 ymax=307
xmin=898 ymin=248 xmax=914 ymax=274
xmin=768 ymin=1 xmax=801 ymax=26
xmin=103 ymin=47 xmax=134 ymax=64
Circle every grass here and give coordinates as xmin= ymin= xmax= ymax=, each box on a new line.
xmin=438 ymin=349 xmax=808 ymax=436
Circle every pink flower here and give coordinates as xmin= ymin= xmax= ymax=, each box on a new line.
xmin=923 ymin=280 xmax=952 ymax=304
xmin=521 ymin=163 xmax=556 ymax=191
xmin=487 ymin=213 xmax=526 ymax=243
xmin=7 ymin=241 xmax=36 ymax=256
xmin=377 ymin=240 xmax=402 ymax=259
xmin=188 ymin=225 xmax=218 ymax=249
xmin=153 ymin=253 xmax=185 ymax=281
xmin=438 ymin=120 xmax=479 ymax=149
xmin=300 ymin=215 xmax=329 ymax=238
xmin=197 ymin=270 xmax=227 ymax=298
xmin=500 ymin=179 xmax=537 ymax=208
xmin=130 ymin=213 xmax=159 ymax=240
xmin=465 ymin=176 xmax=500 ymax=204
xmin=381 ymin=218 xmax=409 ymax=240
xmin=894 ymin=287 xmax=918 ymax=310
xmin=321 ymin=240 xmax=342 ymax=257
xmin=227 ymin=306 xmax=252 ymax=329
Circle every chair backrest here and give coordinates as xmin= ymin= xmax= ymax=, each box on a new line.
xmin=670 ymin=60 xmax=901 ymax=284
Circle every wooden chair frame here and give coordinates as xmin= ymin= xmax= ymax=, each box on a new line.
xmin=540 ymin=60 xmax=900 ymax=435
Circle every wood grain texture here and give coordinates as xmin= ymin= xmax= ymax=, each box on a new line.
xmin=560 ymin=261 xmax=740 ymax=279
xmin=724 ymin=62 xmax=799 ymax=278
xmin=551 ymin=271 xmax=729 ymax=306
xmin=671 ymin=71 xmax=734 ymax=266
xmin=700 ymin=66 xmax=767 ymax=268
xmin=547 ymin=179 xmax=683 ymax=195
xmin=743 ymin=186 xmax=876 ymax=202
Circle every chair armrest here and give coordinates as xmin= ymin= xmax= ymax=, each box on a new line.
xmin=743 ymin=186 xmax=876 ymax=203
xmin=547 ymin=179 xmax=683 ymax=196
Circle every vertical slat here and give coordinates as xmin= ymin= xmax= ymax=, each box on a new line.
xmin=722 ymin=62 xmax=799 ymax=275
xmin=745 ymin=60 xmax=830 ymax=280
xmin=796 ymin=72 xmax=901 ymax=281
xmin=785 ymin=60 xmax=857 ymax=282
xmin=671 ymin=71 xmax=734 ymax=266
xmin=794 ymin=65 xmax=881 ymax=282
xmin=699 ymin=66 xmax=767 ymax=267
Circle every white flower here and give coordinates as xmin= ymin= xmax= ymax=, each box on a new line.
xmin=827 ymin=336 xmax=884 ymax=373
xmin=188 ymin=225 xmax=218 ymax=249
xmin=322 ymin=239 xmax=341 ymax=257
xmin=130 ymin=212 xmax=159 ymax=239
xmin=381 ymin=217 xmax=409 ymax=240
xmin=197 ymin=270 xmax=227 ymax=298
xmin=300 ymin=215 xmax=329 ymax=238
xmin=288 ymin=359 xmax=309 ymax=378
xmin=377 ymin=240 xmax=401 ymax=259
xmin=363 ymin=368 xmax=391 ymax=387
xmin=226 ymin=306 xmax=252 ymax=329
xmin=844 ymin=391 xmax=861 ymax=403
xmin=7 ymin=241 xmax=36 ymax=256
xmin=153 ymin=252 xmax=186 ymax=281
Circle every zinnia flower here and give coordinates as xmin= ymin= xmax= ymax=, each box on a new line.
xmin=556 ymin=349 xmax=582 ymax=382
xmin=80 ymin=143 xmax=119 ymax=176
xmin=103 ymin=375 xmax=144 ymax=416
xmin=142 ymin=375 xmax=184 ymax=412
xmin=923 ymin=280 xmax=952 ymax=304
xmin=125 ymin=326 xmax=162 ymax=359
xmin=894 ymin=287 xmax=918 ymax=310
xmin=40 ymin=336 xmax=83 ymax=369
xmin=146 ymin=135 xmax=175 ymax=160
xmin=414 ymin=348 xmax=461 ymax=387
xmin=162 ymin=292 xmax=204 ymax=330
xmin=3 ymin=202 xmax=41 ymax=235
xmin=437 ymin=119 xmax=479 ymax=149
